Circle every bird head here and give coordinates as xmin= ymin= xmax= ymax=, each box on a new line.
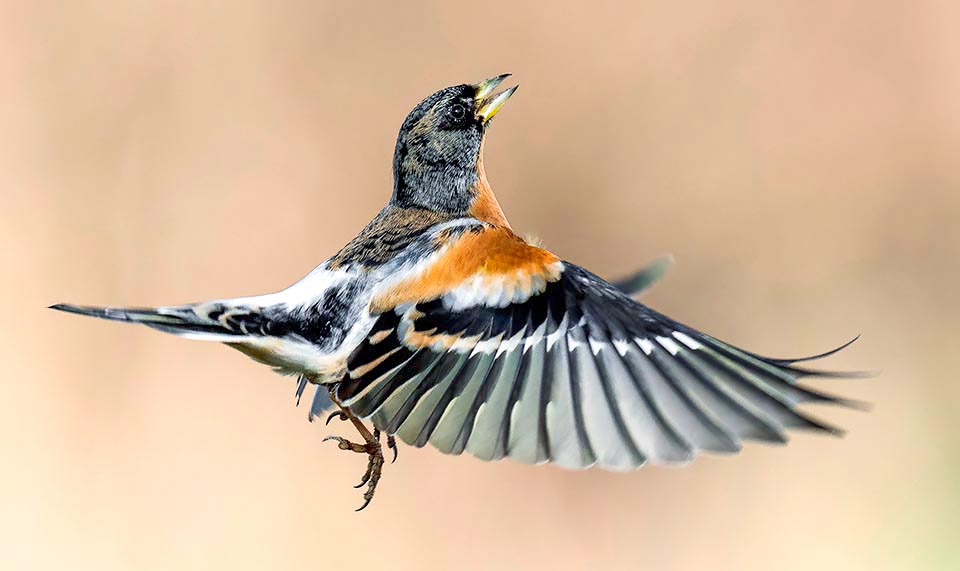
xmin=390 ymin=74 xmax=518 ymax=218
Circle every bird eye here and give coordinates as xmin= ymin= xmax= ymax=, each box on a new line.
xmin=449 ymin=103 xmax=467 ymax=121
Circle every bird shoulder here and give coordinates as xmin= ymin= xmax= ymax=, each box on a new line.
xmin=370 ymin=225 xmax=562 ymax=313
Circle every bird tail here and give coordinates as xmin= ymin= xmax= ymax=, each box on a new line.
xmin=49 ymin=302 xmax=258 ymax=341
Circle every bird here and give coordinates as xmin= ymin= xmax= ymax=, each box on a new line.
xmin=51 ymin=74 xmax=865 ymax=511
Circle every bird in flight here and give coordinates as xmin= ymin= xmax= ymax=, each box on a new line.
xmin=52 ymin=74 xmax=864 ymax=511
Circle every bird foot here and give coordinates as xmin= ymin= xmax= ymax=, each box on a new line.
xmin=323 ymin=410 xmax=390 ymax=511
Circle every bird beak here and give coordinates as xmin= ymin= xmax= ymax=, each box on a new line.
xmin=474 ymin=74 xmax=519 ymax=124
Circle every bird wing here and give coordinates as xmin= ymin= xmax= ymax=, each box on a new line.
xmin=610 ymin=255 xmax=673 ymax=297
xmin=336 ymin=225 xmax=862 ymax=471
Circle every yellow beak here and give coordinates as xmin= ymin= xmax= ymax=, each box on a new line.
xmin=474 ymin=74 xmax=519 ymax=123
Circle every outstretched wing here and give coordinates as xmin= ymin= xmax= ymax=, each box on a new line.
xmin=296 ymin=255 xmax=675 ymax=419
xmin=610 ymin=255 xmax=673 ymax=297
xmin=336 ymin=226 xmax=862 ymax=471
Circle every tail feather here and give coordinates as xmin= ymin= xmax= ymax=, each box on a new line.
xmin=49 ymin=302 xmax=249 ymax=341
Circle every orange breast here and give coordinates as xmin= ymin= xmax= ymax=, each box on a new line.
xmin=370 ymin=226 xmax=562 ymax=313
xmin=469 ymin=150 xmax=511 ymax=227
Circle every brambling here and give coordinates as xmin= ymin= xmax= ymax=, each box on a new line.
xmin=52 ymin=74 xmax=863 ymax=510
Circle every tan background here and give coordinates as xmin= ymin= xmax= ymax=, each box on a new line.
xmin=2 ymin=1 xmax=958 ymax=569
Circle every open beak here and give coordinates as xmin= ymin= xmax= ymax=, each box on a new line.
xmin=474 ymin=74 xmax=519 ymax=124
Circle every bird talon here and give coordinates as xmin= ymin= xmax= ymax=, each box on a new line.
xmin=354 ymin=452 xmax=384 ymax=511
xmin=387 ymin=434 xmax=398 ymax=463
xmin=354 ymin=464 xmax=373 ymax=488
xmin=319 ymin=400 xmax=390 ymax=510
xmin=356 ymin=496 xmax=373 ymax=512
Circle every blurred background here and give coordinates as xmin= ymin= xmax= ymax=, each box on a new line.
xmin=2 ymin=1 xmax=958 ymax=569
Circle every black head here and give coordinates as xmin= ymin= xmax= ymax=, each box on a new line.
xmin=390 ymin=74 xmax=518 ymax=213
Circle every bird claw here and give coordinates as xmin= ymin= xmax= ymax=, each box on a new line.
xmin=356 ymin=494 xmax=374 ymax=512
xmin=353 ymin=472 xmax=371 ymax=489
xmin=352 ymin=429 xmax=398 ymax=488
xmin=321 ymin=403 xmax=399 ymax=511
xmin=354 ymin=450 xmax=384 ymax=512
xmin=324 ymin=421 xmax=386 ymax=511
xmin=387 ymin=434 xmax=398 ymax=463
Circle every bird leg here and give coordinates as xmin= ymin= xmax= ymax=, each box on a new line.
xmin=322 ymin=391 xmax=385 ymax=511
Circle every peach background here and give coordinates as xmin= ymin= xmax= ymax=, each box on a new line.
xmin=2 ymin=1 xmax=958 ymax=570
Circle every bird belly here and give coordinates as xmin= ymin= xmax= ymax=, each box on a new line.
xmin=226 ymin=338 xmax=333 ymax=377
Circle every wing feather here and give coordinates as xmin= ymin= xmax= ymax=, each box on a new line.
xmin=670 ymin=348 xmax=786 ymax=443
xmin=466 ymin=324 xmax=528 ymax=461
xmin=397 ymin=348 xmax=474 ymax=446
xmin=571 ymin=320 xmax=644 ymax=470
xmin=544 ymin=322 xmax=596 ymax=468
xmin=430 ymin=344 xmax=499 ymax=455
xmin=504 ymin=321 xmax=549 ymax=464
xmin=337 ymin=238 xmax=863 ymax=471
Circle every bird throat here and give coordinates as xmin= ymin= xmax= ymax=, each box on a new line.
xmin=468 ymin=153 xmax=511 ymax=228
xmin=391 ymin=141 xmax=510 ymax=228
